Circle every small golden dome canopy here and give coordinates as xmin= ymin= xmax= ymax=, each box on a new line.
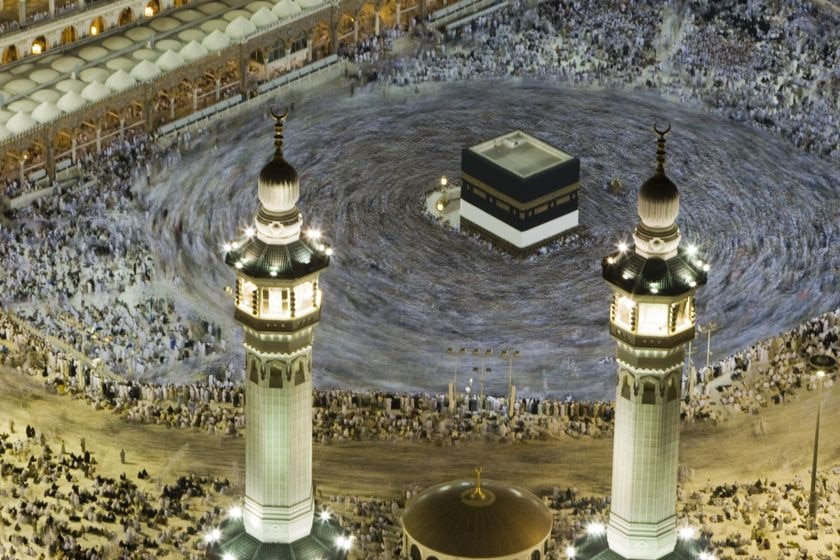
xmin=257 ymin=108 xmax=299 ymax=214
xmin=637 ymin=121 xmax=679 ymax=230
xmin=401 ymin=476 xmax=552 ymax=559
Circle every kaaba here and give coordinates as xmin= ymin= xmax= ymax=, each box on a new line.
xmin=460 ymin=130 xmax=581 ymax=254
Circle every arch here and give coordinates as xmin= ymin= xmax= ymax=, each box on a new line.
xmin=667 ymin=375 xmax=678 ymax=401
xmin=89 ymin=16 xmax=106 ymax=36
xmin=3 ymin=45 xmax=18 ymax=64
xmin=268 ymin=363 xmax=285 ymax=388
xmin=249 ymin=360 xmax=259 ymax=383
xmin=249 ymin=49 xmax=265 ymax=65
xmin=31 ymin=36 xmax=48 ymax=55
xmin=531 ymin=550 xmax=541 ymax=560
xmin=620 ymin=376 xmax=631 ymax=400
xmin=118 ymin=7 xmax=134 ymax=25
xmin=173 ymin=0 xmax=187 ymax=7
xmin=60 ymin=25 xmax=77 ymax=45
xmin=311 ymin=19 xmax=331 ymax=58
xmin=145 ymin=0 xmax=161 ymax=17
xmin=410 ymin=544 xmax=421 ymax=560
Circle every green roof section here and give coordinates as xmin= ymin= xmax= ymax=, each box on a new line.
xmin=225 ymin=235 xmax=330 ymax=280
xmin=602 ymin=245 xmax=708 ymax=297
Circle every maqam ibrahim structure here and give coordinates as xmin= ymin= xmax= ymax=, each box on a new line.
xmin=207 ymin=111 xmax=346 ymax=560
xmin=576 ymin=124 xmax=708 ymax=560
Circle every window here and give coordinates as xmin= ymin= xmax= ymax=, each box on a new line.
xmin=531 ymin=550 xmax=541 ymax=560
xmin=614 ymin=295 xmax=635 ymax=331
xmin=294 ymin=282 xmax=314 ymax=315
xmin=637 ymin=303 xmax=668 ymax=336
xmin=261 ymin=288 xmax=291 ymax=318
xmin=239 ymin=280 xmax=257 ymax=315
xmin=642 ymin=382 xmax=656 ymax=404
xmin=671 ymin=298 xmax=693 ymax=333
xmin=410 ymin=545 xmax=421 ymax=560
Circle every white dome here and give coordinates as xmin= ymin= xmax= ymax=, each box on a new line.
xmin=156 ymin=49 xmax=186 ymax=71
xmin=57 ymin=90 xmax=87 ymax=112
xmin=81 ymin=80 xmax=111 ymax=102
xmin=179 ymin=40 xmax=209 ymax=61
xmin=6 ymin=111 xmax=37 ymax=134
xmin=130 ymin=59 xmax=162 ymax=81
xmin=272 ymin=0 xmax=301 ymax=18
xmin=202 ymin=29 xmax=231 ymax=51
xmin=250 ymin=7 xmax=278 ymax=27
xmin=225 ymin=16 xmax=257 ymax=39
xmin=31 ymin=101 xmax=62 ymax=123
xmin=105 ymin=69 xmax=137 ymax=91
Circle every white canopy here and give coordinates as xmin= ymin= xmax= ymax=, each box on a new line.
xmin=156 ymin=49 xmax=186 ymax=71
xmin=105 ymin=69 xmax=137 ymax=91
xmin=6 ymin=111 xmax=37 ymax=134
xmin=250 ymin=7 xmax=278 ymax=27
xmin=296 ymin=0 xmax=321 ymax=9
xmin=179 ymin=40 xmax=209 ymax=62
xmin=225 ymin=16 xmax=256 ymax=39
xmin=130 ymin=59 xmax=162 ymax=81
xmin=31 ymin=101 xmax=62 ymax=123
xmin=57 ymin=90 xmax=87 ymax=112
xmin=202 ymin=29 xmax=231 ymax=51
xmin=81 ymin=80 xmax=112 ymax=102
xmin=273 ymin=0 xmax=301 ymax=18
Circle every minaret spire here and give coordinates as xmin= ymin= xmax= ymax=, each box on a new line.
xmin=653 ymin=120 xmax=670 ymax=177
xmin=271 ymin=108 xmax=288 ymax=159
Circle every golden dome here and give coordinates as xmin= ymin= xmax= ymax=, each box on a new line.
xmin=402 ymin=479 xmax=552 ymax=558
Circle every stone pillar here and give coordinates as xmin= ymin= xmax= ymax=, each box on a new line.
xmin=396 ymin=2 xmax=401 ymax=29
xmin=78 ymin=0 xmax=84 ymax=9
xmin=238 ymin=46 xmax=249 ymax=98
xmin=119 ymin=118 xmax=125 ymax=140
xmin=374 ymin=11 xmax=380 ymax=37
xmin=95 ymin=127 xmax=101 ymax=152
xmin=420 ymin=0 xmax=427 ymax=20
xmin=192 ymin=88 xmax=198 ymax=111
xmin=215 ymin=78 xmax=221 ymax=101
xmin=353 ymin=17 xmax=358 ymax=43
xmin=71 ymin=137 xmax=77 ymax=164
xmin=18 ymin=0 xmax=26 ymax=28
xmin=49 ymin=0 xmax=55 ymax=18
xmin=306 ymin=39 xmax=312 ymax=63
xmin=44 ymin=129 xmax=55 ymax=182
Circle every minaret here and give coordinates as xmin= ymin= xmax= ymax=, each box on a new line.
xmin=224 ymin=110 xmax=329 ymax=544
xmin=600 ymin=123 xmax=707 ymax=559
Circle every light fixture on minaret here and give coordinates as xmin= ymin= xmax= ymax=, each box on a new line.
xmin=207 ymin=109 xmax=347 ymax=560
xmin=574 ymin=122 xmax=708 ymax=560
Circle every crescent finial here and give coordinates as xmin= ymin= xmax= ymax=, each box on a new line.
xmin=271 ymin=107 xmax=288 ymax=122
xmin=653 ymin=119 xmax=671 ymax=138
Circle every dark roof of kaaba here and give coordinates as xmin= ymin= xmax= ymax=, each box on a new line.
xmin=602 ymin=245 xmax=707 ymax=296
xmin=225 ymin=236 xmax=329 ymax=280
xmin=206 ymin=517 xmax=349 ymax=560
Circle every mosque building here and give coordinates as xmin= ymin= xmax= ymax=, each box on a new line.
xmin=402 ymin=469 xmax=553 ymax=560
xmin=573 ymin=124 xmax=708 ymax=560
xmin=206 ymin=111 xmax=347 ymax=560
xmin=459 ymin=130 xmax=580 ymax=255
